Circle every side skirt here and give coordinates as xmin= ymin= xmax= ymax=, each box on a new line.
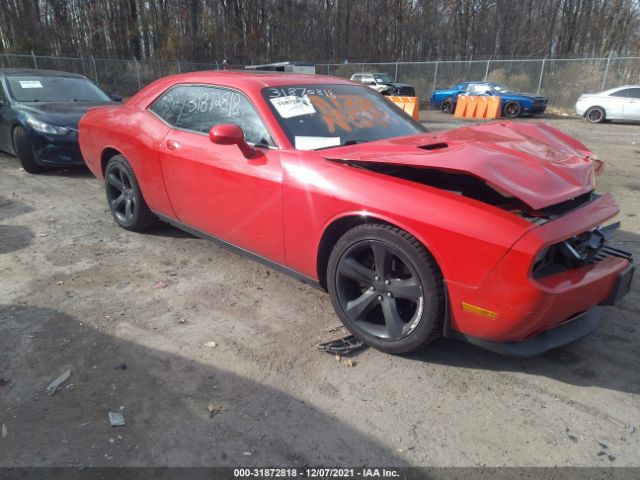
xmin=153 ymin=212 xmax=324 ymax=291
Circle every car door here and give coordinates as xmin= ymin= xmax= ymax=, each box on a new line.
xmin=605 ymin=88 xmax=630 ymax=119
xmin=622 ymin=88 xmax=640 ymax=120
xmin=0 ymin=79 xmax=13 ymax=153
xmin=152 ymin=84 xmax=286 ymax=263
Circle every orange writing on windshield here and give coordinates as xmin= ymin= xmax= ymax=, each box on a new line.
xmin=309 ymin=95 xmax=390 ymax=133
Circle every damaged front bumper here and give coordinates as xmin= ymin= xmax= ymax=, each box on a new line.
xmin=451 ymin=260 xmax=634 ymax=357
xmin=445 ymin=193 xmax=634 ymax=356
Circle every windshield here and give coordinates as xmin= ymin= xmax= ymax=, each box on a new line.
xmin=491 ymin=83 xmax=512 ymax=93
xmin=7 ymin=75 xmax=111 ymax=103
xmin=262 ymin=84 xmax=425 ymax=150
xmin=373 ymin=74 xmax=393 ymax=83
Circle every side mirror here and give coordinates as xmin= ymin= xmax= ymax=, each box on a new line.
xmin=209 ymin=124 xmax=257 ymax=159
xmin=110 ymin=94 xmax=123 ymax=102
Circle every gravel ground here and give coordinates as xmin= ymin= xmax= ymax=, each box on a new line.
xmin=0 ymin=112 xmax=638 ymax=467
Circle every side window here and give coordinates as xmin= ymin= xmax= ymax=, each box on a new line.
xmin=627 ymin=88 xmax=640 ymax=99
xmin=353 ymin=75 xmax=362 ymax=82
xmin=150 ymin=85 xmax=274 ymax=146
xmin=470 ymin=84 xmax=491 ymax=94
xmin=149 ymin=86 xmax=188 ymax=125
xmin=610 ymin=89 xmax=630 ymax=98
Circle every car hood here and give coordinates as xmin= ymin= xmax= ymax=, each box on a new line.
xmin=381 ymin=82 xmax=412 ymax=89
xmin=323 ymin=122 xmax=599 ymax=210
xmin=18 ymin=102 xmax=113 ymax=128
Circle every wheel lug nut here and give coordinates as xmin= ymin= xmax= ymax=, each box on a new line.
xmin=377 ymin=295 xmax=383 ymax=301
xmin=369 ymin=286 xmax=374 ymax=291
xmin=385 ymin=280 xmax=390 ymax=285
xmin=386 ymin=292 xmax=392 ymax=297
xmin=374 ymin=275 xmax=379 ymax=281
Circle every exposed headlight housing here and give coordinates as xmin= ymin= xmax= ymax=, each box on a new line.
xmin=25 ymin=116 xmax=70 ymax=135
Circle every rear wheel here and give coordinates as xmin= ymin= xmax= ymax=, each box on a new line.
xmin=104 ymin=155 xmax=158 ymax=231
xmin=503 ymin=101 xmax=522 ymax=118
xmin=13 ymin=127 xmax=43 ymax=174
xmin=327 ymin=224 xmax=444 ymax=354
xmin=585 ymin=106 xmax=605 ymax=123
xmin=440 ymin=98 xmax=454 ymax=114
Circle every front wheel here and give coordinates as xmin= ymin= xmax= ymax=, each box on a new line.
xmin=440 ymin=98 xmax=454 ymax=114
xmin=503 ymin=101 xmax=522 ymax=118
xmin=327 ymin=224 xmax=444 ymax=354
xmin=13 ymin=127 xmax=43 ymax=174
xmin=104 ymin=154 xmax=159 ymax=231
xmin=585 ymin=106 xmax=605 ymax=123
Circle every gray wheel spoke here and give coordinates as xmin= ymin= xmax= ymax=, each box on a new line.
xmin=107 ymin=172 xmax=124 ymax=191
xmin=338 ymin=257 xmax=375 ymax=284
xmin=345 ymin=290 xmax=377 ymax=320
xmin=125 ymin=198 xmax=133 ymax=219
xmin=372 ymin=243 xmax=392 ymax=277
xmin=112 ymin=193 xmax=125 ymax=209
xmin=381 ymin=298 xmax=404 ymax=339
xmin=388 ymin=278 xmax=421 ymax=300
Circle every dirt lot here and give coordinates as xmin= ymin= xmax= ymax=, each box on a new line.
xmin=0 ymin=113 xmax=639 ymax=467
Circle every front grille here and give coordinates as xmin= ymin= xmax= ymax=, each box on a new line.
xmin=398 ymin=86 xmax=415 ymax=96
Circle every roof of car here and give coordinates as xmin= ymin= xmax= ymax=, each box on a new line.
xmin=605 ymin=85 xmax=640 ymax=90
xmin=127 ymin=70 xmax=356 ymax=108
xmin=0 ymin=68 xmax=86 ymax=78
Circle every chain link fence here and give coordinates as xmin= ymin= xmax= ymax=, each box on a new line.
xmin=319 ymin=56 xmax=640 ymax=111
xmin=0 ymin=53 xmax=219 ymax=97
xmin=2 ymin=53 xmax=640 ymax=110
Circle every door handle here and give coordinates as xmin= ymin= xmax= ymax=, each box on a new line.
xmin=166 ymin=140 xmax=180 ymax=150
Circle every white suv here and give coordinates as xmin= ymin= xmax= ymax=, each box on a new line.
xmin=350 ymin=73 xmax=415 ymax=96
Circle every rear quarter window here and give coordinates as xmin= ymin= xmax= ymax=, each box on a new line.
xmin=627 ymin=88 xmax=640 ymax=99
xmin=610 ymin=89 xmax=630 ymax=98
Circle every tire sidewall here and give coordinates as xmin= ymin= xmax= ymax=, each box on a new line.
xmin=13 ymin=127 xmax=42 ymax=173
xmin=327 ymin=225 xmax=442 ymax=354
xmin=586 ymin=107 xmax=605 ymax=123
xmin=105 ymin=155 xmax=145 ymax=230
xmin=504 ymin=101 xmax=521 ymax=118
xmin=441 ymin=99 xmax=453 ymax=114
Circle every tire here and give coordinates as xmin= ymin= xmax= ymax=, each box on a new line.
xmin=503 ymin=101 xmax=522 ymax=118
xmin=327 ymin=224 xmax=444 ymax=354
xmin=440 ymin=99 xmax=454 ymax=114
xmin=585 ymin=106 xmax=605 ymax=124
xmin=104 ymin=154 xmax=159 ymax=231
xmin=13 ymin=126 xmax=43 ymax=174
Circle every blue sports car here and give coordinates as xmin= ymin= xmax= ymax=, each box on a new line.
xmin=430 ymin=82 xmax=548 ymax=118
xmin=0 ymin=69 xmax=117 ymax=173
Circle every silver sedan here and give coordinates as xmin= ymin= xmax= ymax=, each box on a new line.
xmin=576 ymin=85 xmax=640 ymax=123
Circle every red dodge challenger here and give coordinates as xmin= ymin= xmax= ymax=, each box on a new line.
xmin=78 ymin=71 xmax=634 ymax=356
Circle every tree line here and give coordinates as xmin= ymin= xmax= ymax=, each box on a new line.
xmin=1 ymin=0 xmax=639 ymax=64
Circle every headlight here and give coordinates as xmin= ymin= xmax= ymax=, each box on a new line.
xmin=25 ymin=116 xmax=70 ymax=135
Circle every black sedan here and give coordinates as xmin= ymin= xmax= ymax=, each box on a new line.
xmin=0 ymin=69 xmax=117 ymax=173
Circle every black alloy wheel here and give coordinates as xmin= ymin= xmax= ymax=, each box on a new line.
xmin=440 ymin=99 xmax=454 ymax=114
xmin=104 ymin=154 xmax=158 ymax=231
xmin=327 ymin=224 xmax=443 ymax=354
xmin=503 ymin=101 xmax=522 ymax=118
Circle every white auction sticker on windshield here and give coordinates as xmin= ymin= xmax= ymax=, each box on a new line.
xmin=294 ymin=136 xmax=341 ymax=150
xmin=19 ymin=80 xmax=43 ymax=89
xmin=270 ymin=95 xmax=316 ymax=118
